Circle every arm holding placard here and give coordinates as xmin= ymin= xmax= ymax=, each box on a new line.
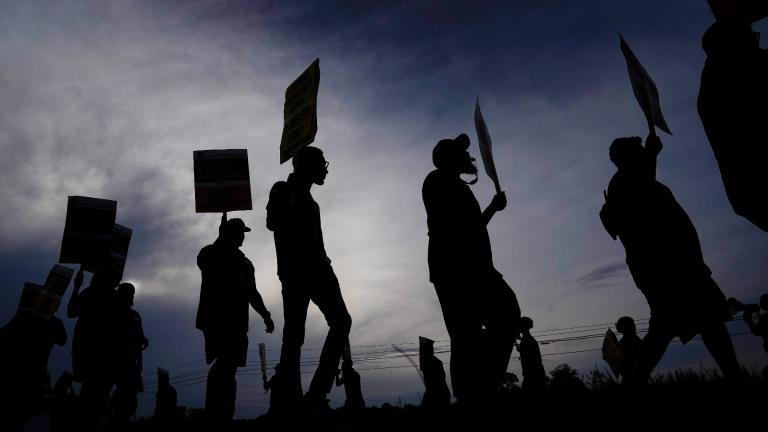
xmin=482 ymin=192 xmax=507 ymax=226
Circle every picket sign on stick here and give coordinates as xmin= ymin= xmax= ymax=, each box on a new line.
xmin=474 ymin=98 xmax=502 ymax=194
xmin=619 ymin=35 xmax=673 ymax=137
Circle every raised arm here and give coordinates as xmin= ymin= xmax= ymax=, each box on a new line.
xmin=644 ymin=134 xmax=663 ymax=181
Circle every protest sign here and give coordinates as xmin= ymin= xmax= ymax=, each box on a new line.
xmin=44 ymin=264 xmax=74 ymax=296
xmin=474 ymin=98 xmax=502 ymax=193
xmin=18 ymin=283 xmax=44 ymax=313
xmin=280 ymin=58 xmax=320 ymax=164
xmin=620 ymin=35 xmax=672 ymax=136
xmin=82 ymin=223 xmax=132 ymax=277
xmin=259 ymin=343 xmax=267 ymax=374
xmin=342 ymin=340 xmax=352 ymax=363
xmin=193 ymin=149 xmax=252 ymax=213
xmin=601 ymin=329 xmax=624 ymax=378
xmin=59 ymin=196 xmax=117 ymax=270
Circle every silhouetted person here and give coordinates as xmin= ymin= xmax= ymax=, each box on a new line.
xmin=68 ymin=267 xmax=120 ymax=431
xmin=1 ymin=298 xmax=67 ymax=431
xmin=196 ymin=217 xmax=275 ymax=422
xmin=742 ymin=294 xmax=768 ymax=353
xmin=266 ymin=146 xmax=352 ymax=413
xmin=336 ymin=358 xmax=365 ymax=410
xmin=615 ymin=316 xmax=642 ymax=379
xmin=419 ymin=339 xmax=450 ymax=409
xmin=154 ymin=368 xmax=177 ymax=424
xmin=422 ymin=133 xmax=521 ymax=403
xmin=111 ymin=282 xmax=148 ymax=426
xmin=517 ymin=317 xmax=547 ymax=390
xmin=600 ymin=135 xmax=741 ymax=383
xmin=698 ymin=21 xmax=768 ymax=232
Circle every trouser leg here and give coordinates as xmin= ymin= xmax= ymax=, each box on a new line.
xmin=484 ymin=274 xmax=520 ymax=393
xmin=435 ymin=281 xmax=482 ymax=403
xmin=279 ymin=284 xmax=311 ymax=404
xmin=206 ymin=359 xmax=237 ymax=421
xmin=701 ymin=322 xmax=742 ymax=380
xmin=79 ymin=377 xmax=112 ymax=432
xmin=627 ymin=321 xmax=674 ymax=384
xmin=308 ymin=270 xmax=352 ymax=396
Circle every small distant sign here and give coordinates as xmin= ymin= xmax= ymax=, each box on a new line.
xmin=280 ymin=58 xmax=320 ymax=164
xmin=601 ymin=329 xmax=624 ymax=378
xmin=59 ymin=196 xmax=118 ymax=270
xmin=342 ymin=339 xmax=352 ymax=363
xmin=44 ymin=264 xmax=74 ymax=296
xmin=620 ymin=35 xmax=672 ymax=136
xmin=18 ymin=283 xmax=44 ymax=314
xmin=193 ymin=149 xmax=252 ymax=213
xmin=259 ymin=343 xmax=267 ymax=373
xmin=708 ymin=0 xmax=768 ymax=23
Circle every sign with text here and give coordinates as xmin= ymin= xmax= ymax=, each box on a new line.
xmin=59 ymin=196 xmax=118 ymax=270
xmin=475 ymin=98 xmax=502 ymax=193
xmin=620 ymin=35 xmax=672 ymax=136
xmin=280 ymin=58 xmax=320 ymax=164
xmin=708 ymin=0 xmax=768 ymax=23
xmin=193 ymin=149 xmax=252 ymax=213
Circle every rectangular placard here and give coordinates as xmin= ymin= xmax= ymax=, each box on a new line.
xmin=193 ymin=149 xmax=253 ymax=213
xmin=280 ymin=58 xmax=320 ymax=164
xmin=59 ymin=196 xmax=117 ymax=269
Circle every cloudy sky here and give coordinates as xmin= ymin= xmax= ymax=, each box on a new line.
xmin=2 ymin=0 xmax=767 ymax=417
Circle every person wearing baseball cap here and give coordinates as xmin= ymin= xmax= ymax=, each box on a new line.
xmin=196 ymin=216 xmax=274 ymax=422
xmin=422 ymin=133 xmax=521 ymax=404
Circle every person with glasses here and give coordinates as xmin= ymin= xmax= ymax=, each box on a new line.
xmin=266 ymin=146 xmax=352 ymax=415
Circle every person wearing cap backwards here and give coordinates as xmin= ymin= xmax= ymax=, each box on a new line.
xmin=266 ymin=146 xmax=352 ymax=414
xmin=196 ymin=217 xmax=275 ymax=422
xmin=422 ymin=133 xmax=521 ymax=404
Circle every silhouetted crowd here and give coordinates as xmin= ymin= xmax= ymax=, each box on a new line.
xmin=2 ymin=8 xmax=768 ymax=431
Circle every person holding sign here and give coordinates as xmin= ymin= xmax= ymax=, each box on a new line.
xmin=615 ymin=316 xmax=642 ymax=379
xmin=196 ymin=217 xmax=274 ymax=422
xmin=517 ymin=317 xmax=547 ymax=391
xmin=422 ymin=133 xmax=521 ymax=404
xmin=67 ymin=267 xmax=122 ymax=431
xmin=1 ymin=282 xmax=68 ymax=432
xmin=266 ymin=146 xmax=352 ymax=414
xmin=599 ymin=135 xmax=741 ymax=383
